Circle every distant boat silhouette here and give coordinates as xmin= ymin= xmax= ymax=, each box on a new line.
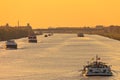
xmin=77 ymin=33 xmax=84 ymax=37
xmin=28 ymin=35 xmax=37 ymax=43
xmin=44 ymin=34 xmax=48 ymax=37
xmin=5 ymin=40 xmax=17 ymax=49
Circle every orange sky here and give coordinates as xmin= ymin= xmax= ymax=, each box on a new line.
xmin=0 ymin=0 xmax=120 ymax=28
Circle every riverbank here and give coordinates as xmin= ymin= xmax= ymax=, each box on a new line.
xmin=34 ymin=25 xmax=120 ymax=41
xmin=98 ymin=33 xmax=120 ymax=41
xmin=0 ymin=23 xmax=34 ymax=41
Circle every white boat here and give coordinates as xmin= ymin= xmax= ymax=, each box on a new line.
xmin=28 ymin=35 xmax=37 ymax=43
xmin=5 ymin=40 xmax=17 ymax=49
xmin=82 ymin=55 xmax=113 ymax=76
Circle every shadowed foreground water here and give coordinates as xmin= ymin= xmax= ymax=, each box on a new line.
xmin=0 ymin=34 xmax=120 ymax=80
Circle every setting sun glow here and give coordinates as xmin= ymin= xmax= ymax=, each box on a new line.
xmin=0 ymin=0 xmax=120 ymax=28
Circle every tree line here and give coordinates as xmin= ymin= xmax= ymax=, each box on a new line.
xmin=96 ymin=25 xmax=120 ymax=40
xmin=35 ymin=25 xmax=120 ymax=40
xmin=0 ymin=23 xmax=34 ymax=41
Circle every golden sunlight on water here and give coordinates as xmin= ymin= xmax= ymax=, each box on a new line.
xmin=0 ymin=34 xmax=120 ymax=80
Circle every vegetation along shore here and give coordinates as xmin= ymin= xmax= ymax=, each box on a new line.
xmin=34 ymin=25 xmax=120 ymax=41
xmin=0 ymin=23 xmax=34 ymax=41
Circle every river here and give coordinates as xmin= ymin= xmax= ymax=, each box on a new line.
xmin=0 ymin=34 xmax=120 ymax=80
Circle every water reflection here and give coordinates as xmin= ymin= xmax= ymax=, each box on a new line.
xmin=0 ymin=34 xmax=119 ymax=80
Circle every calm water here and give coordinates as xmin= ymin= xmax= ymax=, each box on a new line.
xmin=0 ymin=34 xmax=120 ymax=80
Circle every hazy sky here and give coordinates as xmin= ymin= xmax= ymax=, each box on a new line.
xmin=0 ymin=0 xmax=120 ymax=28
